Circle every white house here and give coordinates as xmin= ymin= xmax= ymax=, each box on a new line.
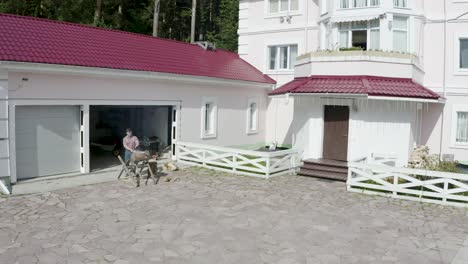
xmin=0 ymin=14 xmax=275 ymax=187
xmin=239 ymin=0 xmax=468 ymax=179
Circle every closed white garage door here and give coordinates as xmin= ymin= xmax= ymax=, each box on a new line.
xmin=15 ymin=106 xmax=81 ymax=179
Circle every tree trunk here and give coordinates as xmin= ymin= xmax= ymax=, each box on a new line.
xmin=153 ymin=0 xmax=160 ymax=37
xmin=93 ymin=0 xmax=102 ymax=26
xmin=191 ymin=0 xmax=197 ymax=43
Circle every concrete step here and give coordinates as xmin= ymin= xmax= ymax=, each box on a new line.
xmin=303 ymin=158 xmax=348 ymax=168
xmin=298 ymin=168 xmax=347 ymax=182
xmin=301 ymin=163 xmax=348 ymax=174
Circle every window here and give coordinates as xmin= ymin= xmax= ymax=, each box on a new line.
xmin=456 ymin=112 xmax=468 ymax=144
xmin=201 ymin=98 xmax=217 ymax=138
xmin=460 ymin=39 xmax=468 ymax=69
xmin=247 ymin=99 xmax=258 ymax=134
xmin=269 ymin=0 xmax=298 ymax=14
xmin=338 ymin=20 xmax=380 ymax=50
xmin=393 ymin=16 xmax=408 ymax=52
xmin=268 ymin=44 xmax=298 ymax=70
xmin=339 ymin=0 xmax=380 ymax=8
xmin=394 ymin=0 xmax=407 ymax=8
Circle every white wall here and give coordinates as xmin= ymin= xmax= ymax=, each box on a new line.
xmin=6 ymin=70 xmax=270 ymax=182
xmin=0 ymin=70 xmax=9 ymax=179
xmin=267 ymin=96 xmax=418 ymax=166
xmin=239 ymin=0 xmax=320 ymax=86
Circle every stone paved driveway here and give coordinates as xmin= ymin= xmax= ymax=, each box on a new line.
xmin=0 ymin=168 xmax=467 ymax=264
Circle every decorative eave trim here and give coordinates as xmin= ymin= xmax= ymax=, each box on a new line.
xmin=0 ymin=61 xmax=275 ymax=89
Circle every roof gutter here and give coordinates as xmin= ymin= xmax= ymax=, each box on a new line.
xmin=272 ymin=92 xmax=443 ymax=103
xmin=0 ymin=61 xmax=275 ymax=89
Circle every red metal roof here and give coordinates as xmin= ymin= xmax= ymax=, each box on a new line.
xmin=269 ymin=75 xmax=440 ymax=99
xmin=0 ymin=13 xmax=275 ymax=84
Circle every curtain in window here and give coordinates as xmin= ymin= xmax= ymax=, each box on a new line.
xmin=269 ymin=47 xmax=277 ymax=70
xmin=279 ymin=46 xmax=289 ymax=69
xmin=393 ymin=16 xmax=408 ymax=30
xmin=249 ymin=103 xmax=258 ymax=131
xmin=339 ymin=31 xmax=349 ymax=48
xmin=354 ymin=0 xmax=367 ymax=8
xmin=270 ymin=0 xmax=279 ymax=13
xmin=370 ymin=0 xmax=380 ymax=6
xmin=280 ymin=0 xmax=288 ymax=11
xmin=289 ymin=45 xmax=297 ymax=69
xmin=340 ymin=0 xmax=349 ymax=8
xmin=290 ymin=0 xmax=299 ymax=10
xmin=370 ymin=29 xmax=380 ymax=50
xmin=457 ymin=112 xmax=468 ymax=143
xmin=393 ymin=31 xmax=407 ymax=52
xmin=394 ymin=0 xmax=407 ymax=8
xmin=460 ymin=39 xmax=468 ymax=69
xmin=205 ymin=103 xmax=213 ymax=133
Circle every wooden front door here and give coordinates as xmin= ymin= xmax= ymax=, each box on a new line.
xmin=322 ymin=105 xmax=350 ymax=161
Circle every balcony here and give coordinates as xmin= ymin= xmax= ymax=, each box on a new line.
xmin=294 ymin=50 xmax=423 ymax=82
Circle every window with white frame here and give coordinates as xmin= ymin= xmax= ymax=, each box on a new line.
xmin=460 ymin=38 xmax=468 ymax=69
xmin=394 ymin=0 xmax=407 ymax=8
xmin=339 ymin=0 xmax=380 ymax=9
xmin=392 ymin=16 xmax=408 ymax=52
xmin=269 ymin=0 xmax=299 ymax=14
xmin=201 ymin=98 xmax=217 ymax=138
xmin=268 ymin=44 xmax=298 ymax=70
xmin=456 ymin=112 xmax=468 ymax=144
xmin=247 ymin=100 xmax=258 ymax=134
xmin=338 ymin=20 xmax=380 ymax=50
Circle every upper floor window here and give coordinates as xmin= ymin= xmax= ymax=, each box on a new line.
xmin=460 ymin=39 xmax=468 ymax=69
xmin=269 ymin=0 xmax=299 ymax=14
xmin=393 ymin=16 xmax=408 ymax=52
xmin=338 ymin=20 xmax=380 ymax=50
xmin=394 ymin=0 xmax=407 ymax=8
xmin=268 ymin=44 xmax=298 ymax=70
xmin=339 ymin=0 xmax=380 ymax=9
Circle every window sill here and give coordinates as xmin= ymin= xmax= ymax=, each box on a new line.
xmin=393 ymin=7 xmax=411 ymax=10
xmin=266 ymin=69 xmax=294 ymax=75
xmin=454 ymin=69 xmax=468 ymax=76
xmin=336 ymin=6 xmax=380 ymax=10
xmin=247 ymin=130 xmax=258 ymax=135
xmin=201 ymin=133 xmax=217 ymax=139
xmin=265 ymin=11 xmax=302 ymax=19
xmin=450 ymin=143 xmax=468 ymax=150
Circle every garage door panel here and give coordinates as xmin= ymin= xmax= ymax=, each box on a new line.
xmin=16 ymin=106 xmax=81 ymax=179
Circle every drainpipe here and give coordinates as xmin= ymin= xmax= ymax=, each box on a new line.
xmin=438 ymin=0 xmax=447 ymax=160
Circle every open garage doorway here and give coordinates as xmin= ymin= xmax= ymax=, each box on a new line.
xmin=89 ymin=105 xmax=173 ymax=172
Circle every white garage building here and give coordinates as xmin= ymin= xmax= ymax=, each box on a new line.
xmin=0 ymin=14 xmax=275 ymax=187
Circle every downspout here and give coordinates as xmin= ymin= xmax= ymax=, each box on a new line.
xmin=438 ymin=0 xmax=447 ymax=160
xmin=304 ymin=0 xmax=309 ymax=51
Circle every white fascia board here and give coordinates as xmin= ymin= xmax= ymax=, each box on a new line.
xmin=368 ymin=96 xmax=444 ymax=103
xmin=289 ymin=93 xmax=368 ymax=98
xmin=0 ymin=61 xmax=275 ymax=89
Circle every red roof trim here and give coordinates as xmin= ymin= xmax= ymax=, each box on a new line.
xmin=269 ymin=75 xmax=440 ymax=100
xmin=0 ymin=13 xmax=275 ymax=85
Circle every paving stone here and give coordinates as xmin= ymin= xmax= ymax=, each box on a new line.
xmin=0 ymin=169 xmax=467 ymax=263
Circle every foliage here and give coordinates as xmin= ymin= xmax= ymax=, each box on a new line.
xmin=0 ymin=0 xmax=239 ymax=51
xmin=418 ymin=154 xmax=460 ymax=173
xmin=338 ymin=46 xmax=364 ymax=51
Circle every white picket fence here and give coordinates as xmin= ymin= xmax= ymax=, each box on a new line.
xmin=347 ymin=162 xmax=468 ymax=207
xmin=176 ymin=142 xmax=302 ymax=178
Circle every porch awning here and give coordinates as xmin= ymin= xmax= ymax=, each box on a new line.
xmin=330 ymin=14 xmax=382 ymax=23
xmin=269 ymin=75 xmax=442 ymax=101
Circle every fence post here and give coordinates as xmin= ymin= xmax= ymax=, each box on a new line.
xmin=442 ymin=179 xmax=448 ymax=204
xmin=265 ymin=157 xmax=270 ymax=179
xmin=233 ymin=154 xmax=237 ymax=174
xmin=202 ymin=150 xmax=206 ymax=167
xmin=392 ymin=173 xmax=398 ymax=198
